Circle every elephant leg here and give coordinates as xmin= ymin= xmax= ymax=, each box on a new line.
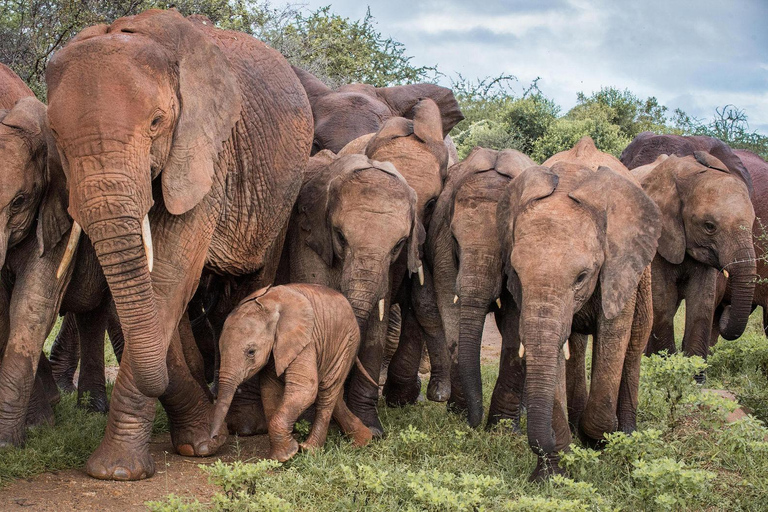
xmin=681 ymin=266 xmax=718 ymax=382
xmin=36 ymin=353 xmax=61 ymax=406
xmin=179 ymin=312 xmax=212 ymax=401
xmin=0 ymin=253 xmax=67 ymax=447
xmin=333 ymin=396 xmax=372 ymax=447
xmin=580 ymin=295 xmax=635 ymax=443
xmin=618 ymin=269 xmax=652 ymax=434
xmin=225 ymin=375 xmax=268 ymax=436
xmin=565 ymin=333 xmax=589 ymax=433
xmin=25 ymin=373 xmax=55 ymax=428
xmin=259 ymin=369 xmax=284 ymax=422
xmin=414 ymin=268 xmax=451 ymax=402
xmin=488 ymin=305 xmax=525 ymax=431
xmin=49 ymin=313 xmax=80 ymax=393
xmin=300 ymin=384 xmax=336 ymax=451
xmin=347 ymin=305 xmax=387 ymax=437
xmin=383 ymin=304 xmax=423 ymax=407
xmin=646 ymin=258 xmax=679 ymax=355
xmin=530 ymin=355 xmax=570 ymax=482
xmin=106 ymin=303 xmax=124 ymax=364
xmin=268 ymin=355 xmax=318 ymax=462
xmin=75 ymin=306 xmax=109 ymax=414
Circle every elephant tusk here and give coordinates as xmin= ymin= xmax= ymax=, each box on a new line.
xmin=142 ymin=214 xmax=153 ymax=273
xmin=417 ymin=265 xmax=425 ymax=286
xmin=56 ymin=222 xmax=82 ymax=279
xmin=723 ymin=269 xmax=729 ymax=279
xmin=378 ymin=299 xmax=385 ymax=321
xmin=563 ymin=340 xmax=570 ymax=360
xmin=518 ymin=343 xmax=525 ymax=359
xmin=496 ymin=298 xmax=502 ymax=308
xmin=453 ymin=295 xmax=459 ymax=304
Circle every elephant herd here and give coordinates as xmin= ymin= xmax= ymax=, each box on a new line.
xmin=0 ymin=8 xmax=765 ymax=483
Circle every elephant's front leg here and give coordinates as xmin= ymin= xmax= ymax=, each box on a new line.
xmin=413 ymin=267 xmax=451 ymax=402
xmin=75 ymin=305 xmax=110 ymax=414
xmin=0 ymin=251 xmax=67 ymax=447
xmin=565 ymin=333 xmax=589 ymax=432
xmin=347 ymin=306 xmax=388 ymax=437
xmin=383 ymin=303 xmax=424 ymax=406
xmin=488 ymin=302 xmax=525 ymax=431
xmin=681 ymin=266 xmax=718 ymax=371
xmin=580 ymin=297 xmax=635 ymax=443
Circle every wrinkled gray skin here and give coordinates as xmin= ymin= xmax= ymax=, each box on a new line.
xmin=427 ymin=147 xmax=535 ymax=429
xmin=632 ymin=153 xmax=755 ymax=375
xmin=497 ymin=161 xmax=660 ymax=481
xmin=281 ymin=150 xmax=424 ymax=437
xmin=211 ymin=284 xmax=372 ymax=462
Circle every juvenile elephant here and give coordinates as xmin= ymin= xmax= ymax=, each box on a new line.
xmin=291 ymin=66 xmax=463 ymax=155
xmin=632 ymin=153 xmax=755 ymax=366
xmin=497 ymin=161 xmax=661 ymax=480
xmin=426 ymin=147 xmax=535 ymax=429
xmin=45 ymin=9 xmax=313 ymax=480
xmin=210 ymin=284 xmax=373 ymax=462
xmin=335 ymin=99 xmax=451 ymax=432
xmin=621 ymin=133 xmax=756 ymax=346
xmin=282 ymin=149 xmax=424 ymax=436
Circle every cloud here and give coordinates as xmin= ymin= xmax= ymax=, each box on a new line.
xmin=296 ymin=0 xmax=768 ymax=130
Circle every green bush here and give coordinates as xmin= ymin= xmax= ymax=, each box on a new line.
xmin=631 ymin=458 xmax=715 ymax=511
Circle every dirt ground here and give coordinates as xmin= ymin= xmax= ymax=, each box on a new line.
xmin=0 ymin=317 xmax=503 ymax=511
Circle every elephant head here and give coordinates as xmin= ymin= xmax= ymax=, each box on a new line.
xmin=0 ymin=96 xmax=70 ymax=270
xmin=210 ymin=285 xmax=314 ymax=438
xmin=298 ymin=152 xmax=423 ymax=329
xmin=498 ymin=162 xmax=660 ymax=457
xmin=46 ymin=10 xmax=242 ymax=397
xmin=427 ymin=147 xmax=535 ymax=426
xmin=291 ymin=66 xmax=464 ymax=154
xmin=638 ymin=152 xmax=756 ymax=340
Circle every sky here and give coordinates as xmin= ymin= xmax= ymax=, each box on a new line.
xmin=293 ymin=0 xmax=768 ymax=133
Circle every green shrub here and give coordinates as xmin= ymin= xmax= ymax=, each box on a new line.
xmin=631 ymin=458 xmax=715 ymax=511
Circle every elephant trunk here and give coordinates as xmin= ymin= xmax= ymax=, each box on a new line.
xmin=457 ymin=297 xmax=489 ymax=427
xmin=719 ymin=243 xmax=756 ymax=341
xmin=210 ymin=374 xmax=239 ymax=439
xmin=341 ymin=255 xmax=389 ymax=332
xmin=522 ymin=316 xmax=562 ymax=456
xmin=69 ymin=156 xmax=163 ymax=397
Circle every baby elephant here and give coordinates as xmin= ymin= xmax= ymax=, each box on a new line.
xmin=210 ymin=284 xmax=374 ymax=461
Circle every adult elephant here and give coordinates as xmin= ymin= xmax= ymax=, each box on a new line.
xmin=45 ymin=9 xmax=313 ymax=480
xmin=427 ymin=147 xmax=535 ymax=429
xmin=497 ymin=161 xmax=660 ymax=480
xmin=621 ymin=133 xmax=756 ymax=345
xmin=335 ymin=100 xmax=450 ymax=432
xmin=291 ymin=66 xmax=464 ymax=155
xmin=630 ymin=153 xmax=754 ymax=366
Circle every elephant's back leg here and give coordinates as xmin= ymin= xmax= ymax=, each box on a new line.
xmin=48 ymin=313 xmax=80 ymax=393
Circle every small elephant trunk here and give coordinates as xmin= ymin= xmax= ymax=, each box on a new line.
xmin=719 ymin=243 xmax=756 ymax=341
xmin=210 ymin=376 xmax=239 ymax=439
xmin=457 ymin=296 xmax=491 ymax=428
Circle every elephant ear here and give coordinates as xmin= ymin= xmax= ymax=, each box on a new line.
xmin=260 ymin=286 xmax=315 ymax=377
xmin=411 ymin=99 xmax=444 ymax=144
xmin=122 ymin=11 xmax=242 ymax=215
xmin=291 ymin=65 xmax=332 ymax=105
xmin=569 ymin=166 xmax=661 ymax=320
xmin=693 ymin=151 xmax=729 ymax=173
xmin=375 ymin=83 xmax=464 ymax=137
xmin=497 ymin=166 xmax=559 ymax=296
xmin=2 ymin=97 xmax=70 ymax=256
xmin=638 ymin=156 xmax=685 ymax=264
xmin=494 ymin=149 xmax=536 ymax=180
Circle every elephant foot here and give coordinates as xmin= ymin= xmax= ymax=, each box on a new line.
xmin=226 ymin=401 xmax=268 ymax=436
xmin=426 ymin=374 xmax=450 ymax=403
xmin=0 ymin=424 xmax=26 ymax=449
xmin=55 ymin=377 xmax=77 ymax=394
xmin=78 ymin=390 xmax=109 ymax=414
xmin=269 ymin=436 xmax=299 ymax=462
xmin=447 ymin=394 xmax=468 ymax=415
xmin=694 ymin=370 xmax=707 ymax=385
xmin=349 ymin=405 xmax=384 ymax=438
xmin=349 ymin=425 xmax=373 ymax=447
xmin=25 ymin=400 xmax=55 ymax=429
xmin=529 ymin=454 xmax=566 ymax=482
xmin=382 ymin=375 xmax=421 ymax=407
xmin=299 ymin=439 xmax=322 ymax=454
xmin=172 ymin=405 xmax=227 ymax=457
xmin=86 ymin=437 xmax=155 ymax=481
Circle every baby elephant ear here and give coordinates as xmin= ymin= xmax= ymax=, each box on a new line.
xmin=375 ymin=83 xmax=464 ymax=137
xmin=411 ymin=98 xmax=444 ymax=144
xmin=261 ymin=286 xmax=315 ymax=377
xmin=153 ymin=12 xmax=242 ymax=215
xmin=638 ymin=156 xmax=685 ymax=264
xmin=570 ymin=166 xmax=661 ymax=319
xmin=693 ymin=151 xmax=729 ymax=173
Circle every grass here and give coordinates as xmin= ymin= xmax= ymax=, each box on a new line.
xmin=3 ymin=311 xmax=768 ymax=511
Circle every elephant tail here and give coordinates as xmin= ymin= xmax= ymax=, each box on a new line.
xmin=355 ymin=357 xmax=380 ymax=388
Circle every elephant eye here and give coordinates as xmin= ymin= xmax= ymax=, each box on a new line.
xmin=335 ymin=228 xmax=347 ymax=250
xmin=10 ymin=194 xmax=26 ymax=210
xmin=704 ymin=221 xmax=717 ymax=234
xmin=246 ymin=348 xmax=256 ymax=358
xmin=392 ymin=237 xmax=407 ymax=255
xmin=575 ymin=270 xmax=589 ymax=286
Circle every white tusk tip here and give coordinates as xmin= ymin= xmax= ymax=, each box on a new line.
xmin=417 ymin=265 xmax=424 ymax=286
xmin=496 ymin=298 xmax=502 ymax=308
xmin=453 ymin=295 xmax=459 ymax=304
xmin=378 ymin=299 xmax=385 ymax=321
xmin=518 ymin=343 xmax=525 ymax=359
xmin=563 ymin=340 xmax=570 ymax=360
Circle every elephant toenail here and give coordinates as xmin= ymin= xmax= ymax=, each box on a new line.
xmin=113 ymin=467 xmax=130 ymax=480
xmin=177 ymin=444 xmax=195 ymax=456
